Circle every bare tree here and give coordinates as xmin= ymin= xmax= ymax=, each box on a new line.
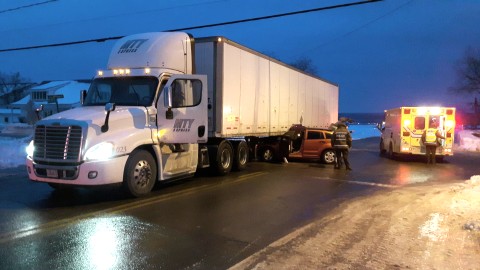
xmin=289 ymin=57 xmax=318 ymax=76
xmin=0 ymin=71 xmax=29 ymax=94
xmin=451 ymin=47 xmax=480 ymax=95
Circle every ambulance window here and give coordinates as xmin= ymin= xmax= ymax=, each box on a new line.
xmin=429 ymin=116 xmax=439 ymax=127
xmin=415 ymin=117 xmax=425 ymax=130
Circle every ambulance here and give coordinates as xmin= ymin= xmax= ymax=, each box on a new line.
xmin=379 ymin=107 xmax=456 ymax=160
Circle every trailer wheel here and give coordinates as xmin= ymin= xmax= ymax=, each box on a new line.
xmin=259 ymin=147 xmax=275 ymax=162
xmin=123 ymin=149 xmax=157 ymax=197
xmin=233 ymin=141 xmax=249 ymax=171
xmin=213 ymin=140 xmax=233 ymax=175
xmin=321 ymin=149 xmax=336 ymax=164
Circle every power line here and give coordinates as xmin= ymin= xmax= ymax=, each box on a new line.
xmin=0 ymin=0 xmax=58 ymax=14
xmin=0 ymin=0 xmax=382 ymax=53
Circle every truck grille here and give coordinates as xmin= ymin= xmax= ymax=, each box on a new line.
xmin=33 ymin=125 xmax=83 ymax=163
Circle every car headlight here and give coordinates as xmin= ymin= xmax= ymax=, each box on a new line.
xmin=26 ymin=140 xmax=34 ymax=158
xmin=84 ymin=142 xmax=115 ymax=161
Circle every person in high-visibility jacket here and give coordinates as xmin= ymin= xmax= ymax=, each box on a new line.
xmin=421 ymin=120 xmax=445 ymax=164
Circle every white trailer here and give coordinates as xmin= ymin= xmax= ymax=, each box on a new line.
xmin=26 ymin=32 xmax=338 ymax=197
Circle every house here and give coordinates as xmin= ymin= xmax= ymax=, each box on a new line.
xmin=10 ymin=80 xmax=90 ymax=124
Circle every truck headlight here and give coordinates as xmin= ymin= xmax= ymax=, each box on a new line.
xmin=26 ymin=140 xmax=34 ymax=158
xmin=85 ymin=142 xmax=115 ymax=161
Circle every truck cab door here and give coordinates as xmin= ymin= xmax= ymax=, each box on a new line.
xmin=156 ymin=74 xmax=208 ymax=144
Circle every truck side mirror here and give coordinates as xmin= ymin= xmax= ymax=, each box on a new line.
xmin=164 ymin=85 xmax=174 ymax=119
xmin=80 ymin=90 xmax=87 ymax=105
xmin=101 ymin=103 xmax=116 ymax=133
xmin=164 ymin=85 xmax=173 ymax=108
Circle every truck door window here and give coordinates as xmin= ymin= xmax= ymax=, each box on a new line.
xmin=414 ymin=117 xmax=425 ymax=130
xmin=168 ymin=79 xmax=202 ymax=108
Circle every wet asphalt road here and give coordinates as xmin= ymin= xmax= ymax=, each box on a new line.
xmin=0 ymin=137 xmax=479 ymax=270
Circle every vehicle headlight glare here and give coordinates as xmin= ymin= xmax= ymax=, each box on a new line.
xmin=85 ymin=142 xmax=115 ymax=161
xmin=26 ymin=140 xmax=34 ymax=157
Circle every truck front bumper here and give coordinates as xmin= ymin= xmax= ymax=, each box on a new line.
xmin=26 ymin=155 xmax=129 ymax=186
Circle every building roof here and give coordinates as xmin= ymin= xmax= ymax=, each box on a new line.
xmin=11 ymin=80 xmax=90 ymax=105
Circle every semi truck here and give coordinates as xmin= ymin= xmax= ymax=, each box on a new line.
xmin=26 ymin=32 xmax=339 ymax=197
xmin=379 ymin=106 xmax=455 ymax=160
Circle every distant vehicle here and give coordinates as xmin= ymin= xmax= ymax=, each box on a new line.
xmin=25 ymin=32 xmax=339 ymax=197
xmin=379 ymin=106 xmax=455 ymax=160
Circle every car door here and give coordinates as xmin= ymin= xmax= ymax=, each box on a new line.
xmin=302 ymin=130 xmax=327 ymax=158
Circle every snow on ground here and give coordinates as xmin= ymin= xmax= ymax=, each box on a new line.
xmin=0 ymin=125 xmax=479 ymax=169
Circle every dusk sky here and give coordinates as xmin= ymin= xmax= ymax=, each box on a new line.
xmin=1 ymin=0 xmax=479 ymax=113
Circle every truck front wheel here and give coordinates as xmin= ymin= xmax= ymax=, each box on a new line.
xmin=213 ymin=140 xmax=233 ymax=175
xmin=123 ymin=149 xmax=157 ymax=197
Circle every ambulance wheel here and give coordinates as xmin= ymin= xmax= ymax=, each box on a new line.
xmin=379 ymin=139 xmax=386 ymax=156
xmin=123 ymin=149 xmax=157 ymax=197
xmin=321 ymin=149 xmax=336 ymax=164
xmin=233 ymin=141 xmax=249 ymax=171
xmin=214 ymin=140 xmax=233 ymax=175
xmin=387 ymin=143 xmax=395 ymax=159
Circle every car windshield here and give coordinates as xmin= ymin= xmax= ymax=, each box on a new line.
xmin=84 ymin=77 xmax=158 ymax=106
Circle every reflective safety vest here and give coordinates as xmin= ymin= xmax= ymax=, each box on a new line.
xmin=425 ymin=128 xmax=437 ymax=144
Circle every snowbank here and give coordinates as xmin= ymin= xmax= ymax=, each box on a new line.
xmin=348 ymin=124 xmax=381 ymax=140
xmin=456 ymin=130 xmax=480 ymax=152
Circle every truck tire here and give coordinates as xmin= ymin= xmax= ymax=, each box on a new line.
xmin=321 ymin=149 xmax=336 ymax=164
xmin=213 ymin=140 xmax=233 ymax=176
xmin=123 ymin=149 xmax=157 ymax=197
xmin=233 ymin=141 xmax=249 ymax=171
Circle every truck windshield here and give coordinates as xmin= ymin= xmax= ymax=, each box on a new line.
xmin=84 ymin=77 xmax=158 ymax=106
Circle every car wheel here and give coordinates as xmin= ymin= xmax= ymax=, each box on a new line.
xmin=259 ymin=147 xmax=275 ymax=162
xmin=322 ymin=149 xmax=336 ymax=164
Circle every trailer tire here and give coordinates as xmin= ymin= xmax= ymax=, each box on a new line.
xmin=233 ymin=141 xmax=249 ymax=171
xmin=321 ymin=149 xmax=336 ymax=164
xmin=213 ymin=140 xmax=234 ymax=176
xmin=259 ymin=147 xmax=276 ymax=162
xmin=123 ymin=149 xmax=157 ymax=197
